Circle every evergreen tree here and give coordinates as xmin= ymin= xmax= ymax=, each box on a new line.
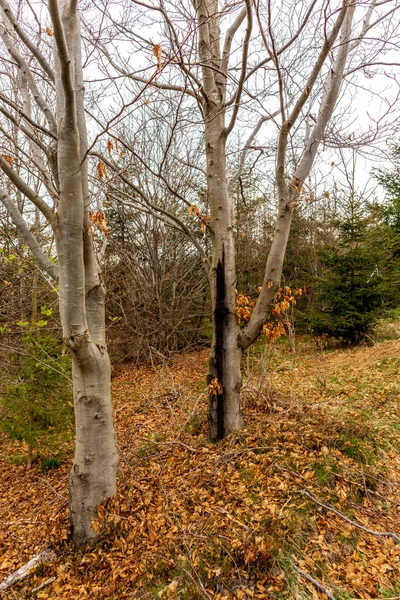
xmin=311 ymin=191 xmax=400 ymax=343
xmin=374 ymin=143 xmax=400 ymax=234
xmin=0 ymin=327 xmax=73 ymax=467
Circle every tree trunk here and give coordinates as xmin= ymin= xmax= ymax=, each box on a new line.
xmin=208 ymin=277 xmax=243 ymax=438
xmin=49 ymin=0 xmax=118 ymax=546
xmin=205 ymin=111 xmax=243 ymax=439
xmin=69 ymin=334 xmax=117 ymax=546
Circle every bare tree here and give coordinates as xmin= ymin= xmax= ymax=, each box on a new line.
xmin=85 ymin=0 xmax=399 ymax=438
xmin=0 ymin=0 xmax=117 ymax=546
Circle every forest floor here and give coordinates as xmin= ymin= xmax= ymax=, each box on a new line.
xmin=1 ymin=322 xmax=400 ymax=599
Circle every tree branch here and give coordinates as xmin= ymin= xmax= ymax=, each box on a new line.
xmin=83 ymin=29 xmax=199 ymax=100
xmin=228 ymin=110 xmax=280 ymax=188
xmin=0 ymin=104 xmax=48 ymax=155
xmin=221 ymin=6 xmax=247 ymax=77
xmin=0 ymin=156 xmax=55 ymax=224
xmin=0 ymin=123 xmax=58 ymax=200
xmin=0 ymin=0 xmax=55 ymax=83
xmin=292 ymin=564 xmax=337 ymax=600
xmin=304 ymin=490 xmax=400 ymax=543
xmin=244 ymin=0 xmax=318 ymax=83
xmin=0 ymin=189 xmax=59 ymax=281
xmin=0 ymin=92 xmax=57 ymax=140
xmin=91 ymin=152 xmax=208 ymax=267
xmin=240 ymin=1 xmax=354 ymax=350
xmin=223 ymin=0 xmax=252 ymax=137
xmin=277 ymin=0 xmax=350 ymax=193
xmin=295 ymin=2 xmax=356 ymax=183
xmin=0 ymin=10 xmax=57 ymax=135
xmin=48 ymin=0 xmax=76 ymax=126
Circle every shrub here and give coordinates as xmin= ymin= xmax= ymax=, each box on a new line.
xmin=0 ymin=329 xmax=73 ymax=466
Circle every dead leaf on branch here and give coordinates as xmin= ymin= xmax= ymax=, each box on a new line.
xmin=189 ymin=205 xmax=200 ymax=217
xmin=152 ymin=44 xmax=162 ymax=70
xmin=189 ymin=205 xmax=210 ymax=234
xmin=200 ymin=215 xmax=210 ymax=235
xmin=1 ymin=154 xmax=13 ymax=166
xmin=97 ymin=161 xmax=108 ymax=181
xmin=89 ymin=210 xmax=109 ymax=237
xmin=45 ymin=27 xmax=53 ymax=36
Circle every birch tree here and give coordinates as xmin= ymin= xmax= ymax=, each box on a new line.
xmin=91 ymin=0 xmax=399 ymax=438
xmin=0 ymin=0 xmax=118 ymax=546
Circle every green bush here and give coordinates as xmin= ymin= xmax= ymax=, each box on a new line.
xmin=0 ymin=329 xmax=73 ymax=464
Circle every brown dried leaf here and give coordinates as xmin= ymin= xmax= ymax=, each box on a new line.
xmin=97 ymin=161 xmax=108 ymax=181
xmin=1 ymin=154 xmax=13 ymax=166
xmin=152 ymin=44 xmax=162 ymax=70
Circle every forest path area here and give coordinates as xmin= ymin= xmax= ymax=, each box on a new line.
xmin=0 ymin=334 xmax=399 ymax=599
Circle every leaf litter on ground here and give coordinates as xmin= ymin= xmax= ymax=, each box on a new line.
xmin=0 ymin=336 xmax=399 ymax=599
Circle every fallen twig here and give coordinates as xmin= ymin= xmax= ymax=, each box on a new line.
xmin=214 ymin=507 xmax=249 ymax=531
xmin=304 ymin=490 xmax=400 ymax=543
xmin=155 ymin=440 xmax=197 ymax=452
xmin=0 ymin=549 xmax=57 ymax=592
xmin=292 ymin=563 xmax=337 ymax=600
xmin=31 ymin=576 xmax=57 ymax=593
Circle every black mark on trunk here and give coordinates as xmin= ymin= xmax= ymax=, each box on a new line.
xmin=215 ymin=250 xmax=228 ymax=439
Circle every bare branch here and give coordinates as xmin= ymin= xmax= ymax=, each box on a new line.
xmin=292 ymin=564 xmax=336 ymax=600
xmin=91 ymin=152 xmax=208 ymax=267
xmin=83 ymin=29 xmax=199 ymax=100
xmin=277 ymin=1 xmax=350 ymax=194
xmin=221 ymin=6 xmax=247 ymax=76
xmin=304 ymin=490 xmax=400 ymax=543
xmin=0 ymin=0 xmax=55 ymax=83
xmin=0 ymin=92 xmax=57 ymax=139
xmin=0 ymin=10 xmax=57 ymax=134
xmin=0 ymin=104 xmax=48 ymax=155
xmin=223 ymin=0 xmax=252 ymax=137
xmin=0 ymin=188 xmax=59 ymax=281
xmin=295 ymin=2 xmax=356 ymax=183
xmin=228 ymin=109 xmax=280 ymax=187
xmin=244 ymin=0 xmax=318 ymax=82
xmin=241 ymin=1 xmax=354 ymax=350
xmin=0 ymin=156 xmax=55 ymax=224
xmin=0 ymin=122 xmax=58 ymax=199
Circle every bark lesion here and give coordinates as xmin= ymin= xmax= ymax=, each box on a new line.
xmin=208 ymin=251 xmax=231 ymax=439
xmin=67 ymin=329 xmax=89 ymax=350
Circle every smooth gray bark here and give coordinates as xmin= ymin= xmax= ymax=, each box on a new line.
xmin=194 ymin=0 xmax=246 ymax=437
xmin=49 ymin=0 xmax=118 ymax=546
xmin=0 ymin=0 xmax=118 ymax=547
xmin=194 ymin=0 xmax=356 ymax=438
